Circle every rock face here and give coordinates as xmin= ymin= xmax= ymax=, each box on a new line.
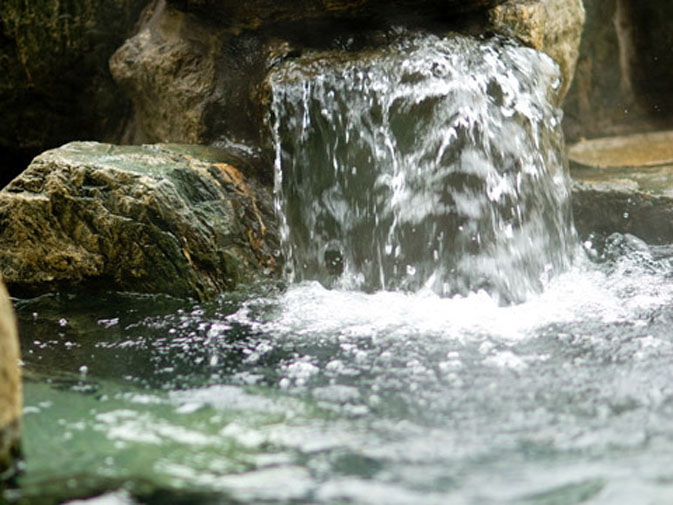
xmin=0 ymin=0 xmax=148 ymax=187
xmin=488 ymin=0 xmax=585 ymax=102
xmin=569 ymin=131 xmax=673 ymax=243
xmin=563 ymin=0 xmax=673 ymax=141
xmin=109 ymin=2 xmax=281 ymax=148
xmin=0 ymin=277 xmax=21 ymax=481
xmin=0 ymin=143 xmax=279 ymax=300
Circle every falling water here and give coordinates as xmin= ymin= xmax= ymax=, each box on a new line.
xmin=268 ymin=32 xmax=576 ymax=302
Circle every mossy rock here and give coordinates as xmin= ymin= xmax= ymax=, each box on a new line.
xmin=0 ymin=142 xmax=280 ymax=300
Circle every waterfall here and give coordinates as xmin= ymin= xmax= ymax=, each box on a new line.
xmin=267 ymin=32 xmax=576 ymax=303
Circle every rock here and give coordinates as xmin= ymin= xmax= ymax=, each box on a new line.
xmin=109 ymin=2 xmax=281 ymax=148
xmin=569 ymin=131 xmax=673 ymax=244
xmin=488 ymin=0 xmax=585 ymax=102
xmin=563 ymin=0 xmax=673 ymax=141
xmin=0 ymin=277 xmax=21 ymax=481
xmin=165 ymin=0 xmax=507 ymax=29
xmin=0 ymin=142 xmax=279 ymax=300
xmin=0 ymin=0 xmax=149 ymax=186
xmin=110 ymin=0 xmax=583 ymax=163
xmin=110 ymin=0 xmax=512 ymax=149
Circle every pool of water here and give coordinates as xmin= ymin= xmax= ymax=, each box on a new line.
xmin=5 ymin=232 xmax=673 ymax=504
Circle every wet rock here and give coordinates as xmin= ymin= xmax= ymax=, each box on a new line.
xmin=569 ymin=131 xmax=673 ymax=244
xmin=488 ymin=0 xmax=585 ymax=102
xmin=0 ymin=142 xmax=279 ymax=299
xmin=0 ymin=0 xmax=148 ymax=186
xmin=0 ymin=277 xmax=21 ymax=481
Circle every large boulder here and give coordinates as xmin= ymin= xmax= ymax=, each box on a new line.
xmin=569 ymin=130 xmax=673 ymax=244
xmin=0 ymin=0 xmax=148 ymax=187
xmin=0 ymin=277 xmax=21 ymax=481
xmin=0 ymin=142 xmax=279 ymax=299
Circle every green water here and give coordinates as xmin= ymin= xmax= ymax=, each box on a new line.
xmin=6 ymin=235 xmax=673 ymax=504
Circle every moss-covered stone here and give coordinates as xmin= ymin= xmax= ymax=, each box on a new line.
xmin=0 ymin=142 xmax=280 ymax=299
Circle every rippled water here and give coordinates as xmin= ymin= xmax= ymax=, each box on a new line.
xmin=7 ymin=233 xmax=673 ymax=505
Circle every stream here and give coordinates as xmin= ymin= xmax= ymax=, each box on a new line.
xmin=7 ymin=30 xmax=673 ymax=505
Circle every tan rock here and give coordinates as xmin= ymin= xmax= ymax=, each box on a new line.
xmin=0 ymin=277 xmax=21 ymax=479
xmin=489 ymin=0 xmax=586 ymax=102
xmin=569 ymin=131 xmax=673 ymax=243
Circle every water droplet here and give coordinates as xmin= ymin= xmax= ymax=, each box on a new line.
xmin=406 ymin=265 xmax=417 ymax=276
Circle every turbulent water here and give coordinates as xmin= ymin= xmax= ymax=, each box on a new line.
xmin=268 ymin=32 xmax=575 ymax=302
xmin=9 ymin=234 xmax=673 ymax=505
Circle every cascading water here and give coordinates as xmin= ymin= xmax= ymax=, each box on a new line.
xmin=268 ymin=32 xmax=576 ymax=302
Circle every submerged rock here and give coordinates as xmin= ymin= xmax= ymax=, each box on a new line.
xmin=0 ymin=277 xmax=21 ymax=481
xmin=0 ymin=142 xmax=279 ymax=299
xmin=569 ymin=131 xmax=673 ymax=244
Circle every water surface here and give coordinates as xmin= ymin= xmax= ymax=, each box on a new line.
xmin=7 ymin=233 xmax=673 ymax=505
